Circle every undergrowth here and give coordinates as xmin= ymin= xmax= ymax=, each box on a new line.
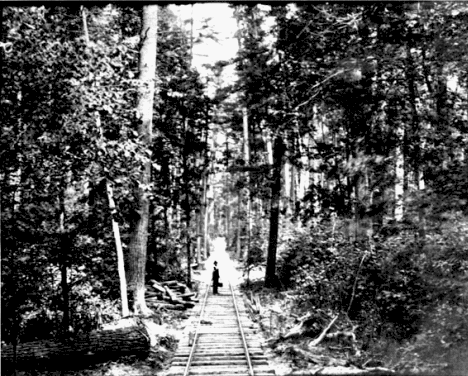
xmin=242 ymin=214 xmax=468 ymax=374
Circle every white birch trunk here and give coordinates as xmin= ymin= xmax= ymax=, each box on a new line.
xmin=95 ymin=111 xmax=129 ymax=317
xmin=106 ymin=181 xmax=129 ymax=316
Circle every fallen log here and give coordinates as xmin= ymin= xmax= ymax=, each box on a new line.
xmin=161 ymin=280 xmax=178 ymax=287
xmin=145 ymin=291 xmax=162 ymax=298
xmin=164 ymin=285 xmax=179 ymax=302
xmin=146 ymin=297 xmax=166 ymax=303
xmin=183 ymin=301 xmax=195 ymax=309
xmin=176 ymin=282 xmax=188 ymax=293
xmin=179 ymin=292 xmax=196 ymax=300
xmin=148 ymin=280 xmax=166 ymax=294
xmin=146 ymin=295 xmax=194 ymax=309
xmin=1 ymin=326 xmax=150 ymax=370
xmin=288 ymin=366 xmax=395 ymax=375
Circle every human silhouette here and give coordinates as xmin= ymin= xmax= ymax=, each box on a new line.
xmin=212 ymin=261 xmax=220 ymax=295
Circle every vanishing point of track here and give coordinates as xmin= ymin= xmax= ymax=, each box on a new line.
xmin=168 ymin=279 xmax=276 ymax=376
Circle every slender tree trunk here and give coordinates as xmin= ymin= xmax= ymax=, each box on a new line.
xmin=264 ymin=128 xmax=274 ymax=166
xmin=59 ymin=178 xmax=70 ymax=335
xmin=262 ymin=127 xmax=275 ymax=235
xmin=394 ymin=123 xmax=405 ymax=222
xmin=94 ymin=111 xmax=129 ymax=317
xmin=265 ymin=134 xmax=284 ymax=288
xmin=284 ymin=161 xmax=291 ymax=214
xmin=236 ymin=187 xmax=242 ymax=259
xmin=182 ymin=118 xmax=192 ymax=287
xmin=195 ymin=211 xmax=201 ymax=265
xmin=298 ymin=133 xmax=310 ymax=201
xmin=106 ymin=181 xmax=129 ymax=316
xmin=290 ymin=136 xmax=297 ymax=218
xmin=242 ymin=107 xmax=251 ymax=262
xmin=85 ymin=14 xmax=127 ymax=312
xmin=283 ymin=139 xmax=291 ymax=217
xmin=202 ymin=172 xmax=209 ymax=259
xmin=405 ymin=40 xmax=426 ymax=240
xmin=128 ymin=5 xmax=158 ymax=315
xmin=7 ymin=151 xmax=25 ymax=371
xmin=81 ymin=6 xmax=89 ymax=44
xmin=312 ymin=104 xmax=323 ymax=215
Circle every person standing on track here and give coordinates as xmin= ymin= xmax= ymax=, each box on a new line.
xmin=212 ymin=261 xmax=220 ymax=295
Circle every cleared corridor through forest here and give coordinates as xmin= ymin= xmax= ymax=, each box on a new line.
xmin=166 ymin=237 xmax=275 ymax=376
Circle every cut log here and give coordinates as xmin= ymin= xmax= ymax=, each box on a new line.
xmin=145 ymin=297 xmax=164 ymax=302
xmin=183 ymin=301 xmax=195 ymax=309
xmin=176 ymin=282 xmax=188 ymax=293
xmin=164 ymin=285 xmax=179 ymax=302
xmin=145 ymin=291 xmax=162 ymax=298
xmin=148 ymin=280 xmax=166 ymax=294
xmin=169 ymin=298 xmax=185 ymax=305
xmin=179 ymin=292 xmax=196 ymax=300
xmin=290 ymin=366 xmax=395 ymax=375
xmin=1 ymin=326 xmax=149 ymax=370
xmin=161 ymin=280 xmax=178 ymax=287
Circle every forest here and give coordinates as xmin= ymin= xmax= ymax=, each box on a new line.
xmin=1 ymin=2 xmax=468 ymax=375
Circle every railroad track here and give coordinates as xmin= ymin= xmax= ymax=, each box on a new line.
xmin=167 ymin=280 xmax=275 ymax=376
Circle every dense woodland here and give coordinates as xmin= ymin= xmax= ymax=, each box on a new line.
xmin=2 ymin=2 xmax=468 ymax=374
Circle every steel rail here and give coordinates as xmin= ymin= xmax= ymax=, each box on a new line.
xmin=229 ymin=281 xmax=255 ymax=376
xmin=182 ymin=280 xmax=211 ymax=376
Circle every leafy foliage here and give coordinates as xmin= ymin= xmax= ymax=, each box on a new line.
xmin=274 ymin=215 xmax=468 ymax=369
xmin=1 ymin=4 xmax=213 ymax=343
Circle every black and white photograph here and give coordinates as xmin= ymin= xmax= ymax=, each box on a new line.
xmin=2 ymin=2 xmax=468 ymax=376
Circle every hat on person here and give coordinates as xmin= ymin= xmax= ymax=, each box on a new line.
xmin=214 ymin=261 xmax=218 ymax=265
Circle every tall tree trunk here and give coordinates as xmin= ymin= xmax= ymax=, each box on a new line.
xmin=85 ymin=14 xmax=128 ymax=311
xmin=282 ymin=133 xmax=291 ymax=216
xmin=202 ymin=172 xmax=209 ymax=259
xmin=236 ymin=187 xmax=242 ymax=259
xmin=195 ymin=210 xmax=202 ymax=265
xmin=59 ymin=177 xmax=70 ymax=335
xmin=264 ymin=127 xmax=274 ymax=166
xmin=265 ymin=134 xmax=284 ymax=288
xmin=290 ymin=135 xmax=298 ymax=218
xmin=405 ymin=39 xmax=426 ymax=240
xmin=312 ymin=104 xmax=323 ymax=215
xmin=81 ymin=6 xmax=89 ymax=44
xmin=298 ymin=133 xmax=310 ymax=202
xmin=394 ymin=123 xmax=405 ymax=222
xmin=182 ymin=118 xmax=192 ymax=288
xmin=128 ymin=5 xmax=158 ymax=315
xmin=242 ymin=107 xmax=251 ymax=262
